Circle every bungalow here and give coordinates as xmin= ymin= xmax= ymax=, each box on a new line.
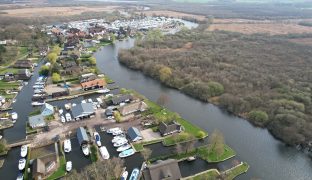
xmin=81 ymin=78 xmax=105 ymax=91
xmin=127 ymin=127 xmax=143 ymax=142
xmin=77 ymin=127 xmax=89 ymax=146
xmin=118 ymin=101 xmax=148 ymax=116
xmin=111 ymin=94 xmax=133 ymax=105
xmin=13 ymin=60 xmax=33 ymax=69
xmin=41 ymin=103 xmax=55 ymax=116
xmin=159 ymin=121 xmax=182 ymax=136
xmin=142 ymin=159 xmax=182 ymax=180
xmin=4 ymin=72 xmax=15 ymax=81
xmin=32 ymin=154 xmax=57 ymax=180
xmin=71 ymin=103 xmax=95 ymax=120
xmin=29 ymin=114 xmax=46 ymax=128
xmin=16 ymin=69 xmax=32 ymax=80
xmin=80 ymin=73 xmax=97 ymax=83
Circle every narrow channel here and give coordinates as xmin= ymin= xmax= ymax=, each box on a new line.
xmin=94 ymin=38 xmax=312 ymax=180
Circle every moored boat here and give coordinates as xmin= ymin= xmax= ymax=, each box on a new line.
xmin=20 ymin=145 xmax=28 ymax=158
xmin=99 ymin=146 xmax=110 ymax=160
xmin=113 ymin=129 xmax=124 ymax=136
xmin=119 ymin=148 xmax=135 ymax=158
xmin=82 ymin=144 xmax=90 ymax=156
xmin=107 ymin=127 xmax=121 ymax=134
xmin=114 ymin=139 xmax=128 ymax=147
xmin=64 ymin=139 xmax=72 ymax=153
xmin=96 ymin=88 xmax=110 ymax=94
xmin=117 ymin=144 xmax=131 ymax=152
xmin=94 ymin=132 xmax=101 ymax=147
xmin=31 ymin=101 xmax=45 ymax=106
xmin=129 ymin=168 xmax=140 ymax=180
xmin=120 ymin=170 xmax=128 ymax=180
xmin=18 ymin=158 xmax=26 ymax=170
xmin=66 ymin=161 xmax=72 ymax=172
xmin=11 ymin=112 xmax=18 ymax=120
xmin=112 ymin=136 xmax=127 ymax=143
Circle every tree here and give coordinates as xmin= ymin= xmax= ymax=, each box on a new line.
xmin=159 ymin=66 xmax=172 ymax=82
xmin=207 ymin=129 xmax=225 ymax=158
xmin=141 ymin=147 xmax=152 ymax=161
xmin=89 ymin=57 xmax=96 ymax=65
xmin=47 ymin=52 xmax=57 ymax=64
xmin=0 ymin=139 xmax=8 ymax=154
xmin=248 ymin=110 xmax=269 ymax=124
xmin=147 ymin=29 xmax=163 ymax=48
xmin=51 ymin=45 xmax=61 ymax=55
xmin=52 ymin=73 xmax=61 ymax=83
xmin=114 ymin=111 xmax=122 ymax=123
xmin=184 ymin=140 xmax=196 ymax=153
xmin=196 ymin=131 xmax=206 ymax=139
xmin=157 ymin=93 xmax=169 ymax=107
xmin=39 ymin=65 xmax=50 ymax=76
xmin=175 ymin=143 xmax=183 ymax=154
xmin=109 ymin=33 xmax=116 ymax=43
xmin=207 ymin=81 xmax=224 ymax=97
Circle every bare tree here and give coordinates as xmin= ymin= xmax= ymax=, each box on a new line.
xmin=207 ymin=129 xmax=225 ymax=158
xmin=157 ymin=93 xmax=170 ymax=107
xmin=141 ymin=147 xmax=153 ymax=161
xmin=184 ymin=140 xmax=196 ymax=153
xmin=175 ymin=143 xmax=183 ymax=154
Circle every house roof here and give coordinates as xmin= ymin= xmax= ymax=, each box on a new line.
xmin=159 ymin=121 xmax=181 ymax=136
xmin=17 ymin=69 xmax=29 ymax=75
xmin=143 ymin=159 xmax=182 ymax=180
xmin=32 ymin=158 xmax=45 ymax=175
xmin=118 ymin=101 xmax=148 ymax=116
xmin=127 ymin=127 xmax=142 ymax=141
xmin=77 ymin=127 xmax=89 ymax=145
xmin=105 ymin=109 xmax=113 ymax=116
xmin=41 ymin=103 xmax=54 ymax=112
xmin=81 ymin=79 xmax=105 ymax=89
xmin=112 ymin=94 xmax=133 ymax=105
xmin=72 ymin=103 xmax=94 ymax=118
xmin=29 ymin=114 xmax=46 ymax=127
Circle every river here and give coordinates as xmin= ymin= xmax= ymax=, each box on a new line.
xmin=93 ymin=38 xmax=312 ymax=180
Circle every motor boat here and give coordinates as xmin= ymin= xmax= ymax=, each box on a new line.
xmin=87 ymin=98 xmax=93 ymax=103
xmin=96 ymin=98 xmax=103 ymax=104
xmin=82 ymin=144 xmax=90 ymax=156
xmin=117 ymin=144 xmax=131 ymax=152
xmin=99 ymin=146 xmax=110 ymax=160
xmin=34 ymin=89 xmax=44 ymax=94
xmin=119 ymin=149 xmax=135 ymax=158
xmin=65 ymin=113 xmax=72 ymax=122
xmin=93 ymin=132 xmax=101 ymax=147
xmin=114 ymin=139 xmax=128 ymax=147
xmin=16 ymin=173 xmax=24 ymax=180
xmin=120 ymin=170 xmax=128 ymax=180
xmin=64 ymin=139 xmax=72 ymax=153
xmin=96 ymin=88 xmax=110 ymax=94
xmin=65 ymin=104 xmax=71 ymax=110
xmin=12 ymin=99 xmax=16 ymax=103
xmin=20 ymin=145 xmax=28 ymax=158
xmin=107 ymin=127 xmax=121 ymax=134
xmin=66 ymin=161 xmax=72 ymax=172
xmin=61 ymin=115 xmax=66 ymax=123
xmin=113 ymin=129 xmax=124 ymax=136
xmin=72 ymin=103 xmax=77 ymax=107
xmin=58 ymin=109 xmax=63 ymax=114
xmin=11 ymin=112 xmax=18 ymax=120
xmin=18 ymin=158 xmax=26 ymax=170
xmin=129 ymin=168 xmax=140 ymax=180
xmin=112 ymin=136 xmax=127 ymax=143
xmin=81 ymin=100 xmax=86 ymax=103
xmin=31 ymin=101 xmax=45 ymax=106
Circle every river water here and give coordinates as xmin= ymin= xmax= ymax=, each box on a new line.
xmin=93 ymin=38 xmax=312 ymax=180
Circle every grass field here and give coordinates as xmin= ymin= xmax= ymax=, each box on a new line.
xmin=47 ymin=156 xmax=66 ymax=180
xmin=197 ymin=144 xmax=235 ymax=162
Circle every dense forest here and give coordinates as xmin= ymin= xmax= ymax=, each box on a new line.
xmin=118 ymin=27 xmax=312 ymax=146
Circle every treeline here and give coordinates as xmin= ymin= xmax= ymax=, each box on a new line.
xmin=118 ymin=28 xmax=312 ymax=146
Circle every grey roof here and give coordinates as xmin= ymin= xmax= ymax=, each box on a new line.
xmin=77 ymin=127 xmax=89 ymax=146
xmin=111 ymin=94 xmax=133 ymax=105
xmin=71 ymin=103 xmax=94 ymax=118
xmin=127 ymin=127 xmax=142 ymax=141
xmin=29 ymin=114 xmax=46 ymax=127
xmin=105 ymin=109 xmax=113 ymax=116
xmin=159 ymin=121 xmax=181 ymax=136
xmin=143 ymin=159 xmax=182 ymax=180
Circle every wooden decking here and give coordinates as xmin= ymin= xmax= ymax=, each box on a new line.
xmin=7 ymin=140 xmax=32 ymax=148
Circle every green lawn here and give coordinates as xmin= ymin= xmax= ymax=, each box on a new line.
xmin=0 ymin=81 xmax=20 ymax=90
xmin=23 ymin=148 xmax=31 ymax=179
xmin=186 ymin=169 xmax=220 ymax=180
xmin=0 ymin=68 xmax=20 ymax=75
xmin=104 ymin=76 xmax=114 ymax=84
xmin=197 ymin=144 xmax=235 ymax=162
xmin=132 ymin=139 xmax=164 ymax=152
xmin=46 ymin=155 xmax=66 ymax=180
xmin=224 ymin=162 xmax=249 ymax=180
xmin=90 ymin=145 xmax=98 ymax=162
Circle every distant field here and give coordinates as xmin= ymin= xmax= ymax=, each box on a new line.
xmin=0 ymin=6 xmax=119 ymax=17
xmin=208 ymin=19 xmax=312 ymax=35
xmin=288 ymin=38 xmax=312 ymax=46
xmin=140 ymin=10 xmax=206 ymax=21
xmin=174 ymin=0 xmax=212 ymax=2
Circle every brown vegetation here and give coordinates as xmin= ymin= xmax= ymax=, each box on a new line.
xmin=140 ymin=10 xmax=206 ymax=21
xmin=118 ymin=27 xmax=312 ymax=146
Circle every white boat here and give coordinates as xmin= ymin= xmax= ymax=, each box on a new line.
xmin=12 ymin=99 xmax=16 ymax=103
xmin=81 ymin=100 xmax=86 ymax=103
xmin=114 ymin=139 xmax=128 ymax=147
xmin=31 ymin=102 xmax=45 ymax=106
xmin=99 ymin=146 xmax=110 ymax=160
xmin=66 ymin=161 xmax=72 ymax=172
xmin=107 ymin=127 xmax=121 ymax=134
xmin=112 ymin=136 xmax=127 ymax=143
xmin=82 ymin=144 xmax=90 ymax=156
xmin=65 ymin=104 xmax=71 ymax=110
xmin=117 ymin=144 xmax=131 ymax=152
xmin=72 ymin=103 xmax=77 ymax=107
xmin=61 ymin=115 xmax=66 ymax=123
xmin=119 ymin=149 xmax=135 ymax=158
xmin=58 ymin=109 xmax=63 ymax=114
xmin=96 ymin=88 xmax=110 ymax=94
xmin=64 ymin=139 xmax=72 ymax=153
xmin=87 ymin=98 xmax=93 ymax=103
xmin=113 ymin=129 xmax=124 ymax=136
xmin=0 ymin=135 xmax=2 ymax=140
xmin=16 ymin=173 xmax=24 ymax=180
xmin=34 ymin=89 xmax=44 ymax=94
xmin=96 ymin=98 xmax=103 ymax=104
xmin=11 ymin=112 xmax=18 ymax=120
xmin=94 ymin=132 xmax=101 ymax=147
xmin=18 ymin=158 xmax=26 ymax=170
xmin=20 ymin=145 xmax=28 ymax=158
xmin=129 ymin=168 xmax=139 ymax=180
xmin=65 ymin=113 xmax=72 ymax=122
xmin=120 ymin=170 xmax=128 ymax=180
